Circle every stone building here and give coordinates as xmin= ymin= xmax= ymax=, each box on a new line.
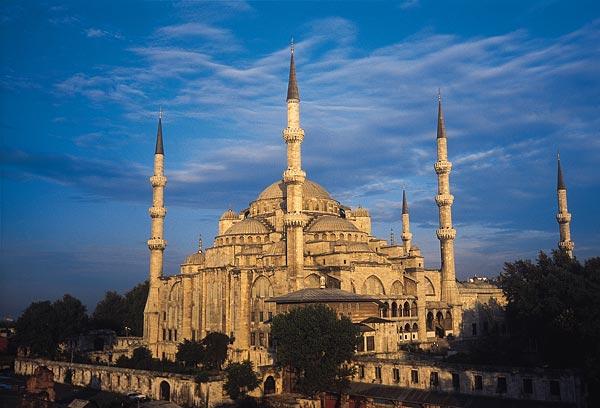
xmin=141 ymin=47 xmax=573 ymax=367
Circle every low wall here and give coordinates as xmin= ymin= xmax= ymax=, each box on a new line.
xmin=15 ymin=357 xmax=228 ymax=407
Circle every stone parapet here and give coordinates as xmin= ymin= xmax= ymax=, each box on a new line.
xmin=150 ymin=175 xmax=167 ymax=187
xmin=284 ymin=212 xmax=308 ymax=227
xmin=436 ymin=228 xmax=456 ymax=241
xmin=435 ymin=194 xmax=454 ymax=207
xmin=556 ymin=212 xmax=572 ymax=223
xmin=434 ymin=160 xmax=452 ymax=175
xmin=283 ymin=168 xmax=306 ymax=184
xmin=149 ymin=207 xmax=167 ymax=218
xmin=283 ymin=127 xmax=305 ymax=143
xmin=559 ymin=240 xmax=575 ymax=251
xmin=147 ymin=238 xmax=167 ymax=250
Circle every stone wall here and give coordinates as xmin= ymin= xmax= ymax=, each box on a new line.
xmin=15 ymin=357 xmax=228 ymax=407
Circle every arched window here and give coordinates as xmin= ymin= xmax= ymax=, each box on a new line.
xmin=390 ymin=280 xmax=404 ymax=296
xmin=251 ymin=277 xmax=275 ymax=331
xmin=403 ymin=302 xmax=410 ymax=317
xmin=427 ymin=312 xmax=434 ymax=331
xmin=381 ymin=302 xmax=389 ymax=318
xmin=362 ymin=275 xmax=385 ymax=295
xmin=411 ymin=301 xmax=418 ymax=317
xmin=445 ymin=311 xmax=453 ymax=330
xmin=304 ymin=274 xmax=321 ymax=288
xmin=391 ymin=302 xmax=398 ymax=317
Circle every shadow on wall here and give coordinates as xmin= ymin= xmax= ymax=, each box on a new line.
xmin=460 ymin=298 xmax=506 ymax=339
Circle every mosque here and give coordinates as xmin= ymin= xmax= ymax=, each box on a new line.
xmin=141 ymin=47 xmax=575 ymax=365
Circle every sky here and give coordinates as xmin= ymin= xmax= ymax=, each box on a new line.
xmin=1 ymin=1 xmax=599 ymax=318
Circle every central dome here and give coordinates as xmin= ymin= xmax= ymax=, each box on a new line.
xmin=257 ymin=179 xmax=332 ymax=201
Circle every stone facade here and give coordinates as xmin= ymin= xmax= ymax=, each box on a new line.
xmin=141 ymin=48 xmax=507 ymax=366
xmin=15 ymin=357 xmax=227 ymax=407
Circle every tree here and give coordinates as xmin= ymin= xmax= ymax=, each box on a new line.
xmin=53 ymin=294 xmax=88 ymax=343
xmin=123 ymin=281 xmax=149 ymax=336
xmin=176 ymin=339 xmax=205 ymax=368
xmin=129 ymin=346 xmax=154 ymax=370
xmin=92 ymin=291 xmax=127 ymax=333
xmin=224 ymin=361 xmax=260 ymax=400
xmin=15 ymin=301 xmax=58 ymax=357
xmin=271 ymin=304 xmax=360 ymax=396
xmin=498 ymin=251 xmax=600 ymax=406
xmin=201 ymin=332 xmax=230 ymax=370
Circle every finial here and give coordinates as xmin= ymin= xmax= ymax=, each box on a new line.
xmin=155 ymin=108 xmax=164 ymax=155
xmin=159 ymin=106 xmax=163 ymax=120
xmin=390 ymin=227 xmax=395 ymax=246
xmin=437 ymin=88 xmax=442 ymax=102
xmin=290 ymin=36 xmax=294 ymax=54
xmin=198 ymin=234 xmax=203 ymax=253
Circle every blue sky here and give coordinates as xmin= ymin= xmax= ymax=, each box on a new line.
xmin=1 ymin=1 xmax=599 ymax=318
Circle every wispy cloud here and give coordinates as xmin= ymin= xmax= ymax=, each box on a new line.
xmin=85 ymin=27 xmax=122 ymax=39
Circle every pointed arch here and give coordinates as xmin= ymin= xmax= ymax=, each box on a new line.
xmin=390 ymin=280 xmax=404 ymax=296
xmin=424 ymin=277 xmax=435 ymax=296
xmin=304 ymin=274 xmax=321 ymax=288
xmin=362 ymin=275 xmax=385 ymax=295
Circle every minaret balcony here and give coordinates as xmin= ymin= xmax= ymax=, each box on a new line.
xmin=401 ymin=232 xmax=413 ymax=241
xmin=435 ymin=194 xmax=454 ymax=207
xmin=150 ymin=175 xmax=167 ymax=187
xmin=283 ymin=168 xmax=306 ymax=184
xmin=284 ymin=212 xmax=308 ymax=227
xmin=559 ymin=240 xmax=574 ymax=251
xmin=434 ymin=160 xmax=452 ymax=175
xmin=149 ymin=207 xmax=167 ymax=218
xmin=282 ymin=128 xmax=305 ymax=143
xmin=436 ymin=228 xmax=456 ymax=241
xmin=556 ymin=212 xmax=572 ymax=223
xmin=147 ymin=238 xmax=167 ymax=250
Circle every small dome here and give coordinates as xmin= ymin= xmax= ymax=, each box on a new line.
xmin=223 ymin=219 xmax=269 ymax=235
xmin=257 ymin=179 xmax=332 ymax=201
xmin=308 ymin=215 xmax=361 ymax=233
xmin=220 ymin=209 xmax=237 ymax=220
xmin=353 ymin=207 xmax=370 ymax=217
xmin=184 ymin=251 xmax=205 ymax=265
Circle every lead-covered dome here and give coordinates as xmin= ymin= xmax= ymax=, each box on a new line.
xmin=258 ymin=179 xmax=332 ymax=201
xmin=308 ymin=215 xmax=361 ymax=233
xmin=223 ymin=219 xmax=269 ymax=235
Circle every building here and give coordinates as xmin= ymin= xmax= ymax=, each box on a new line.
xmin=139 ymin=46 xmax=534 ymax=364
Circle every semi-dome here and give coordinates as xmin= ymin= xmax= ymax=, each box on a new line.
xmin=223 ymin=219 xmax=269 ymax=235
xmin=257 ymin=179 xmax=332 ymax=201
xmin=184 ymin=251 xmax=205 ymax=265
xmin=220 ymin=209 xmax=237 ymax=220
xmin=308 ymin=215 xmax=361 ymax=233
xmin=353 ymin=207 xmax=370 ymax=217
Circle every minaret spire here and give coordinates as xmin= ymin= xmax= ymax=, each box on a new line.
xmin=144 ymin=111 xmax=168 ymax=353
xmin=282 ymin=43 xmax=307 ymax=291
xmin=434 ymin=92 xmax=458 ymax=306
xmin=401 ymin=190 xmax=413 ymax=255
xmin=556 ymin=153 xmax=574 ymax=258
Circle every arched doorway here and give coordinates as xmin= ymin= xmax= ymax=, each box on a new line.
xmin=160 ymin=380 xmax=171 ymax=401
xmin=264 ymin=376 xmax=275 ymax=395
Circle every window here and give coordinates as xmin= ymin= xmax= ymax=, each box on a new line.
xmin=259 ymin=311 xmax=264 ymax=322
xmin=430 ymin=372 xmax=439 ymax=387
xmin=497 ymin=377 xmax=507 ymax=394
xmin=251 ymin=311 xmax=255 ymax=322
xmin=523 ymin=378 xmax=533 ymax=394
xmin=393 ymin=368 xmax=400 ymax=383
xmin=259 ymin=332 xmax=265 ymax=347
xmin=163 ymin=312 xmax=166 ymax=320
xmin=366 ymin=336 xmax=375 ymax=351
xmin=162 ymin=329 xmax=166 ymax=341
xmin=168 ymin=329 xmax=172 ymax=341
xmin=472 ymin=323 xmax=477 ymax=336
xmin=250 ymin=332 xmax=256 ymax=346
xmin=191 ymin=330 xmax=196 ymax=341
xmin=375 ymin=367 xmax=382 ymax=381
xmin=174 ymin=330 xmax=177 ymax=341
xmin=474 ymin=375 xmax=483 ymax=390
xmin=357 ymin=336 xmax=365 ymax=352
xmin=452 ymin=373 xmax=460 ymax=391
xmin=411 ymin=369 xmax=419 ymax=384
xmin=358 ymin=365 xmax=365 ymax=379
xmin=268 ymin=312 xmax=273 ymax=320
xmin=550 ymin=380 xmax=560 ymax=397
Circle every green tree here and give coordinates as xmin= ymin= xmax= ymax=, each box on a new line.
xmin=130 ymin=346 xmax=154 ymax=370
xmin=53 ymin=294 xmax=88 ymax=342
xmin=201 ymin=332 xmax=230 ymax=370
xmin=15 ymin=301 xmax=58 ymax=357
xmin=224 ymin=361 xmax=260 ymax=400
xmin=499 ymin=251 xmax=600 ymax=406
xmin=92 ymin=291 xmax=127 ymax=333
xmin=176 ymin=339 xmax=205 ymax=368
xmin=271 ymin=304 xmax=360 ymax=396
xmin=123 ymin=281 xmax=149 ymax=336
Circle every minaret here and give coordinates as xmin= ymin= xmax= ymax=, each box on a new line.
xmin=556 ymin=154 xmax=574 ymax=258
xmin=401 ymin=190 xmax=413 ymax=255
xmin=434 ymin=92 xmax=458 ymax=305
xmin=283 ymin=42 xmax=307 ymax=291
xmin=143 ymin=110 xmax=167 ymax=351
